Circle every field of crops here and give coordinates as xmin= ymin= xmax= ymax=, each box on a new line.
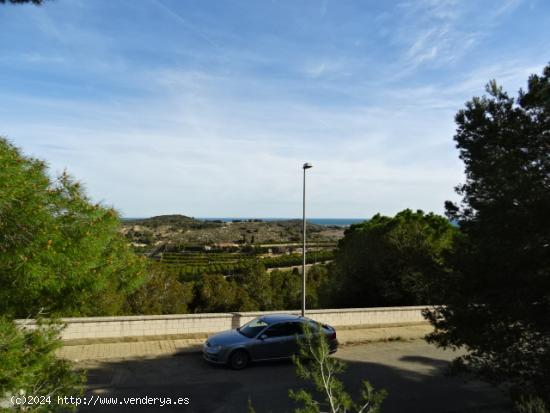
xmin=155 ymin=252 xmax=253 ymax=279
xmin=154 ymin=250 xmax=335 ymax=280
xmin=261 ymin=250 xmax=334 ymax=268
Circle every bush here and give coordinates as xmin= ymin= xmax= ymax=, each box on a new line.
xmin=514 ymin=395 xmax=549 ymax=413
xmin=290 ymin=324 xmax=386 ymax=413
xmin=0 ymin=317 xmax=84 ymax=412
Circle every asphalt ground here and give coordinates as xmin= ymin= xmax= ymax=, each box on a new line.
xmin=78 ymin=339 xmax=510 ymax=413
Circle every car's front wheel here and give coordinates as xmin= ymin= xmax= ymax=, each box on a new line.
xmin=229 ymin=349 xmax=249 ymax=370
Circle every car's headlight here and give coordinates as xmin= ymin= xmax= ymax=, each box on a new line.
xmin=209 ymin=345 xmax=223 ymax=352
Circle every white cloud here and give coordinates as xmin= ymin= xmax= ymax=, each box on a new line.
xmin=0 ymin=61 xmax=464 ymax=218
xmin=1 ymin=0 xmax=546 ymax=218
xmin=394 ymin=1 xmax=481 ymax=69
xmin=494 ymin=0 xmax=525 ymax=17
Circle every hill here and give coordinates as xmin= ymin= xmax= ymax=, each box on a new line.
xmin=120 ymin=214 xmax=343 ymax=253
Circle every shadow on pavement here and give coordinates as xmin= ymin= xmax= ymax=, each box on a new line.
xmin=77 ymin=344 xmax=511 ymax=413
xmin=399 ymin=355 xmax=452 ymax=369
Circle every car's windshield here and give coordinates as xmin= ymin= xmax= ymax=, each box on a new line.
xmin=238 ymin=317 xmax=269 ymax=338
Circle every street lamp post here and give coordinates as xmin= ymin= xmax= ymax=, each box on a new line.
xmin=302 ymin=162 xmax=313 ymax=317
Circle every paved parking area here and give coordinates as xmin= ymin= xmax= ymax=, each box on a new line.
xmin=77 ymin=339 xmax=510 ymax=413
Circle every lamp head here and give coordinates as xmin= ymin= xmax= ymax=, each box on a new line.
xmin=303 ymin=162 xmax=313 ymax=169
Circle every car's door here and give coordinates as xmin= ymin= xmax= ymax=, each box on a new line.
xmin=249 ymin=322 xmax=294 ymax=360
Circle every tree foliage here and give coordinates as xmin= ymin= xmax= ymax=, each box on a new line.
xmin=191 ymin=274 xmax=257 ymax=313
xmin=238 ymin=261 xmax=273 ymax=310
xmin=332 ymin=209 xmax=457 ymax=307
xmin=268 ymin=269 xmax=302 ymax=310
xmin=0 ymin=138 xmax=146 ymax=317
xmin=125 ymin=262 xmax=194 ymax=315
xmin=425 ymin=65 xmax=550 ymax=405
xmin=304 ymin=265 xmax=331 ymax=309
xmin=0 ymin=317 xmax=84 ymax=412
xmin=290 ymin=325 xmax=386 ymax=413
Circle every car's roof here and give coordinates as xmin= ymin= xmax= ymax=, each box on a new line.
xmin=260 ymin=313 xmax=303 ymax=324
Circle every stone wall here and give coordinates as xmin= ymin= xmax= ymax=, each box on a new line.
xmin=16 ymin=306 xmax=429 ymax=343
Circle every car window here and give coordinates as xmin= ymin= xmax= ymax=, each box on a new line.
xmin=286 ymin=322 xmax=304 ymax=335
xmin=297 ymin=320 xmax=321 ymax=334
xmin=238 ymin=317 xmax=269 ymax=338
xmin=263 ymin=322 xmax=297 ymax=338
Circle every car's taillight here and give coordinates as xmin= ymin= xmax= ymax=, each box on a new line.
xmin=329 ymin=331 xmax=336 ymax=340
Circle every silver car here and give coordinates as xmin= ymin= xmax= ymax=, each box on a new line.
xmin=203 ymin=313 xmax=338 ymax=369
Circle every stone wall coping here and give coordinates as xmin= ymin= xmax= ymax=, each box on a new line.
xmin=15 ymin=312 xmax=234 ymax=325
xmin=234 ymin=306 xmax=430 ymax=317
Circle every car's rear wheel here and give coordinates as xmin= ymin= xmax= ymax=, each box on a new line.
xmin=229 ymin=350 xmax=249 ymax=370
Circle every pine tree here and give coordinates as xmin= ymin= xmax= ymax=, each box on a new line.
xmin=425 ymin=65 xmax=550 ymax=406
xmin=0 ymin=138 xmax=146 ymax=317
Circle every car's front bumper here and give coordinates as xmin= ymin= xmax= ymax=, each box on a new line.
xmin=202 ymin=350 xmax=225 ymax=364
xmin=202 ymin=344 xmax=230 ymax=365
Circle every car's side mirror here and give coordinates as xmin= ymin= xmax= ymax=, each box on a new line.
xmin=259 ymin=334 xmax=268 ymax=340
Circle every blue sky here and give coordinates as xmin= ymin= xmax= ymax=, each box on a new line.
xmin=1 ymin=0 xmax=548 ymax=218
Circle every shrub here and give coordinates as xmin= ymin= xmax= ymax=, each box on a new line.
xmin=0 ymin=317 xmax=84 ymax=412
xmin=290 ymin=324 xmax=386 ymax=413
